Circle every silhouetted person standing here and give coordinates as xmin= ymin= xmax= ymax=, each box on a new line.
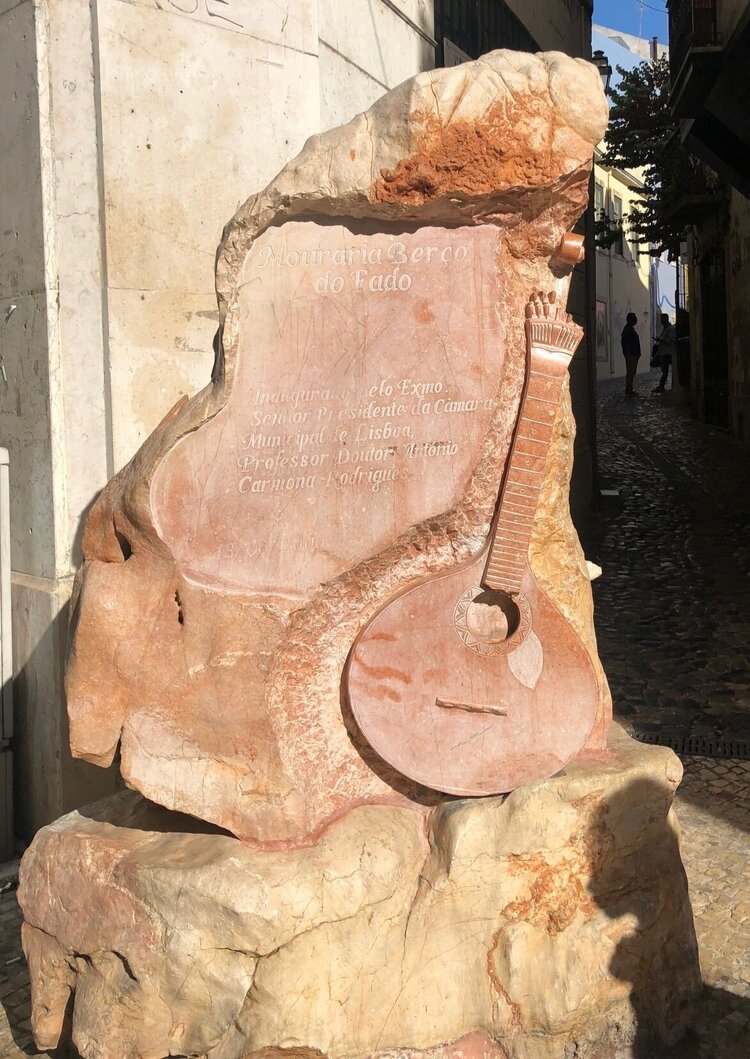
xmin=653 ymin=313 xmax=676 ymax=393
xmin=621 ymin=312 xmax=641 ymax=397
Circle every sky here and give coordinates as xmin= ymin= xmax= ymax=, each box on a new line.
xmin=593 ymin=0 xmax=669 ymax=44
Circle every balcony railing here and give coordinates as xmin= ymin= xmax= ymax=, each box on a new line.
xmin=669 ymin=0 xmax=720 ymax=82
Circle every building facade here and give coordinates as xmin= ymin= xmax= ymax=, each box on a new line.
xmin=668 ymin=0 xmax=750 ymax=433
xmin=592 ymin=26 xmax=676 ymax=386
xmin=1 ymin=0 xmax=596 ymax=841
xmin=594 ymin=160 xmax=653 ymax=382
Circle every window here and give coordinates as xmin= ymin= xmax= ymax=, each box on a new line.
xmin=628 ymin=227 xmax=640 ymax=263
xmin=594 ymin=181 xmax=605 ymax=218
xmin=611 ymin=194 xmax=624 ymax=256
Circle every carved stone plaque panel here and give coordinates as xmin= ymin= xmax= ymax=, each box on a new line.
xmin=151 ymin=222 xmax=504 ymax=594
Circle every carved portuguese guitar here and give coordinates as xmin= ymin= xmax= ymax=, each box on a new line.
xmin=346 ymin=292 xmax=599 ymax=795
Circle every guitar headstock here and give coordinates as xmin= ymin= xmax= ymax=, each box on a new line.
xmin=524 ymin=291 xmax=582 ymax=360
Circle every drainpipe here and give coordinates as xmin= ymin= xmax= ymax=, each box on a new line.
xmin=605 ymin=174 xmax=614 ymax=375
xmin=608 ymin=230 xmax=615 ymax=374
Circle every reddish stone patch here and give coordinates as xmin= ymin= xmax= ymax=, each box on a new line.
xmin=372 ymin=105 xmax=565 ymax=206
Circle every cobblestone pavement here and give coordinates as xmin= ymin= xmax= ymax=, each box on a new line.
xmin=586 ymin=371 xmax=750 ymax=744
xmin=586 ymin=370 xmax=750 ymax=1056
xmin=0 ymin=371 xmax=748 ymax=1058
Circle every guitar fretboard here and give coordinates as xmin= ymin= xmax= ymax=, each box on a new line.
xmin=482 ymin=342 xmax=576 ymax=594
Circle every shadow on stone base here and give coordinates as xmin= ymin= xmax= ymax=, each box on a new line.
xmin=18 ymin=727 xmax=701 ymax=1059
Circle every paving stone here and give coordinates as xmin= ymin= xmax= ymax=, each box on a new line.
xmin=584 ymin=373 xmax=750 ymax=1057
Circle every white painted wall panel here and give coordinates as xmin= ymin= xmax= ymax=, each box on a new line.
xmin=318 ymin=40 xmax=387 ymax=131
xmin=114 ymin=0 xmax=319 ymax=53
xmin=95 ymin=0 xmax=320 ymax=467
xmin=0 ymin=3 xmax=55 ymax=581
xmin=318 ymin=0 xmax=434 ymax=92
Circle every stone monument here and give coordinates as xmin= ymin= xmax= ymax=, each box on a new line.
xmin=18 ymin=50 xmax=701 ymax=1059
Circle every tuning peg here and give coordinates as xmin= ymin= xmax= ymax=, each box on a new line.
xmin=554 ymin=233 xmax=585 ymax=267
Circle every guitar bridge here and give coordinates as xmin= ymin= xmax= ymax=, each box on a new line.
xmin=435 ymin=697 xmax=508 ymax=717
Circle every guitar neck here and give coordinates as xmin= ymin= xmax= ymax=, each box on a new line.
xmin=482 ymin=301 xmax=581 ymax=594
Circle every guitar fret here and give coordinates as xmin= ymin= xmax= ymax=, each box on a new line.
xmin=504 ymin=490 xmax=538 ymax=501
xmin=487 ymin=563 xmax=527 ymax=580
xmin=485 ymin=574 xmax=525 ymax=590
xmin=529 ymin=370 xmax=563 ymax=381
xmin=523 ymin=398 xmax=557 ymax=418
xmin=513 ymin=458 xmax=546 ymax=472
xmin=486 ymin=553 xmax=525 ymax=565
xmin=526 ymin=379 xmax=563 ymax=400
xmin=500 ymin=507 xmax=535 ymax=518
xmin=515 ymin=435 xmax=549 ymax=447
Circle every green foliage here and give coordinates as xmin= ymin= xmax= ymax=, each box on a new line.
xmin=594 ymin=208 xmax=623 ymax=252
xmin=599 ymin=55 xmax=696 ymax=257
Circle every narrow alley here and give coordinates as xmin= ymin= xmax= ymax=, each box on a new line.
xmin=583 ymin=370 xmax=750 ymax=1057
xmin=589 ymin=374 xmax=750 ymax=749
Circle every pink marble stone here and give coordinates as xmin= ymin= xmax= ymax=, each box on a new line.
xmin=151 ymin=223 xmax=504 ymax=595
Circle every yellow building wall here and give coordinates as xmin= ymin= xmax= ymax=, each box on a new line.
xmin=594 ymin=164 xmax=652 ymax=380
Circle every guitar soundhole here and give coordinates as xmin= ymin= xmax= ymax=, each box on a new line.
xmin=464 ymin=589 xmax=521 ymax=643
xmin=454 ymin=586 xmax=531 ymax=656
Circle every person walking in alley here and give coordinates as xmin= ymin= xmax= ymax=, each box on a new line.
xmin=620 ymin=312 xmax=641 ymax=396
xmin=652 ymin=313 xmax=676 ymax=393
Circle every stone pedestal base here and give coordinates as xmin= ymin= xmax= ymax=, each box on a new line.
xmin=18 ymin=728 xmax=701 ymax=1059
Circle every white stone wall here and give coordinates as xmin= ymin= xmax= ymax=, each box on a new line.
xmin=95 ymin=0 xmax=435 ymax=471
xmin=0 ymin=1 xmax=54 ymax=581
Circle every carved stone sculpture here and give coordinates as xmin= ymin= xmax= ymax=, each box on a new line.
xmin=18 ymin=50 xmax=701 ymax=1059
xmin=64 ymin=50 xmax=612 ymax=846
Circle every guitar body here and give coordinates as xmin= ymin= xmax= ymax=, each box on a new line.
xmin=346 ymin=290 xmax=599 ymax=796
xmin=346 ymin=546 xmax=599 ymax=796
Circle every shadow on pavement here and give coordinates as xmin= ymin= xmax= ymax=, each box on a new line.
xmin=587 ymin=775 xmax=702 ymax=1057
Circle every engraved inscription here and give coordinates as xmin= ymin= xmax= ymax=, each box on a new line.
xmin=235 ymin=377 xmax=495 ymax=497
xmin=151 ymin=222 xmax=505 ymax=594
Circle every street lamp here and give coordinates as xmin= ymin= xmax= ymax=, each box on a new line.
xmin=592 ymin=49 xmax=613 ymax=94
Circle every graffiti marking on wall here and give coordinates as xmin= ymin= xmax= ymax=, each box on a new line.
xmin=155 ymin=0 xmax=243 ymax=30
